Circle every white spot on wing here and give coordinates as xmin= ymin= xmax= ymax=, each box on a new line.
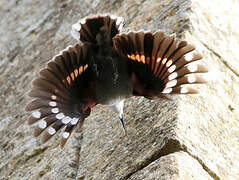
xmin=166 ymin=80 xmax=177 ymax=88
xmin=49 ymin=101 xmax=57 ymax=107
xmin=180 ymin=87 xmax=189 ymax=93
xmin=32 ymin=111 xmax=41 ymax=119
xmin=166 ymin=60 xmax=173 ymax=67
xmin=61 ymin=116 xmax=71 ymax=124
xmin=84 ymin=64 xmax=88 ymax=70
xmin=187 ymin=75 xmax=196 ymax=83
xmin=187 ymin=64 xmax=198 ymax=72
xmin=70 ymin=118 xmax=79 ymax=125
xmin=162 ymin=58 xmax=167 ymax=64
xmin=56 ymin=112 xmax=65 ymax=120
xmin=51 ymin=108 xmax=59 ymax=114
xmin=168 ymin=72 xmax=178 ymax=81
xmin=162 ymin=88 xmax=173 ymax=94
xmin=38 ymin=120 xmax=47 ymax=129
xmin=184 ymin=52 xmax=194 ymax=61
xmin=51 ymin=95 xmax=57 ymax=100
xmin=62 ymin=132 xmax=70 ymax=139
xmin=168 ymin=65 xmax=176 ymax=73
xmin=48 ymin=127 xmax=56 ymax=135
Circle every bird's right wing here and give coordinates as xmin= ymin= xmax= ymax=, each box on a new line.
xmin=25 ymin=43 xmax=96 ymax=148
xmin=113 ymin=31 xmax=208 ymax=99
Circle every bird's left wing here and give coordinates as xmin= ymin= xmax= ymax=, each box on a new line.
xmin=113 ymin=31 xmax=208 ymax=99
xmin=26 ymin=43 xmax=96 ymax=148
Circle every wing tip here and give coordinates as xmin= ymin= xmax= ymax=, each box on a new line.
xmin=60 ymin=132 xmax=70 ymax=149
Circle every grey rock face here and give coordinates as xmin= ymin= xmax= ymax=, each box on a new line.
xmin=0 ymin=0 xmax=238 ymax=179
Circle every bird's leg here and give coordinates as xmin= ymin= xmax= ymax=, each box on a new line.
xmin=112 ymin=100 xmax=127 ymax=135
xmin=119 ymin=115 xmax=127 ymax=135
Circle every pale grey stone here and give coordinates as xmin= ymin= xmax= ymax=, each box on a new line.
xmin=128 ymin=151 xmax=213 ymax=180
xmin=0 ymin=0 xmax=238 ymax=179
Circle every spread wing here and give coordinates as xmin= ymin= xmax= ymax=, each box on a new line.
xmin=113 ymin=31 xmax=208 ymax=99
xmin=25 ymin=43 xmax=96 ymax=148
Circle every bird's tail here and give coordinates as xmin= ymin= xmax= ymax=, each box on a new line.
xmin=71 ymin=14 xmax=124 ymax=45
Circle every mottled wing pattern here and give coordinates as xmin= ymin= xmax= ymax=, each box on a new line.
xmin=113 ymin=31 xmax=208 ymax=98
xmin=71 ymin=14 xmax=124 ymax=44
xmin=25 ymin=44 xmax=96 ymax=148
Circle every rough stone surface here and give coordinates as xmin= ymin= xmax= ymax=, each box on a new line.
xmin=0 ymin=0 xmax=238 ymax=179
xmin=128 ymin=151 xmax=213 ymax=180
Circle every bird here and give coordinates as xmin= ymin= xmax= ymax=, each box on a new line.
xmin=25 ymin=14 xmax=208 ymax=148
